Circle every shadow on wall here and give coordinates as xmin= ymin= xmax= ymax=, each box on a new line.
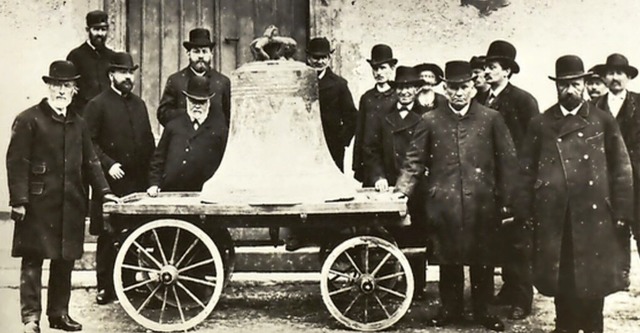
xmin=461 ymin=0 xmax=511 ymax=16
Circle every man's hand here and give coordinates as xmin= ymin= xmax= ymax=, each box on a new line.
xmin=108 ymin=163 xmax=125 ymax=180
xmin=374 ymin=178 xmax=389 ymax=192
xmin=103 ymin=193 xmax=121 ymax=204
xmin=147 ymin=185 xmax=160 ymax=197
xmin=11 ymin=205 xmax=26 ymax=222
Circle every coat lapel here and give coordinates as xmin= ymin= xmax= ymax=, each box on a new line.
xmin=385 ymin=110 xmax=421 ymax=133
xmin=557 ymin=103 xmax=590 ymax=138
xmin=318 ymin=68 xmax=338 ymax=91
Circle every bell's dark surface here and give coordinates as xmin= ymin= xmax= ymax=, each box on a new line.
xmin=200 ymin=61 xmax=357 ymax=204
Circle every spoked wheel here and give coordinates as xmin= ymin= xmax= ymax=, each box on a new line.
xmin=113 ymin=219 xmax=225 ymax=332
xmin=320 ymin=236 xmax=414 ymax=331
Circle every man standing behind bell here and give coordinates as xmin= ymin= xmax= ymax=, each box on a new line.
xmin=306 ymin=37 xmax=357 ymax=172
xmin=148 ymin=76 xmax=228 ymax=195
xmin=7 ymin=60 xmax=118 ymax=333
xmin=395 ymin=61 xmax=518 ymax=332
xmin=66 ymin=10 xmax=115 ymax=113
xmin=518 ymin=55 xmax=633 ymax=333
xmin=413 ymin=62 xmax=447 ymax=113
xmin=470 ymin=55 xmax=490 ymax=102
xmin=158 ymin=28 xmax=231 ymax=126
xmin=83 ymin=52 xmax=156 ymax=305
xmin=352 ymin=44 xmax=397 ymax=184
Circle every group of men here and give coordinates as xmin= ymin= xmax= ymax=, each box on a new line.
xmin=5 ymin=9 xmax=639 ymax=333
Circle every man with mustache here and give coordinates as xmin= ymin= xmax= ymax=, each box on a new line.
xmin=83 ymin=52 xmax=156 ymax=305
xmin=158 ymin=28 xmax=230 ymax=127
xmin=306 ymin=37 xmax=357 ymax=172
xmin=413 ymin=62 xmax=448 ymax=113
xmin=470 ymin=55 xmax=490 ymax=102
xmin=480 ymin=40 xmax=539 ymax=320
xmin=585 ymin=69 xmax=608 ymax=101
xmin=7 ymin=60 xmax=118 ymax=333
xmin=518 ymin=55 xmax=633 ymax=333
xmin=66 ymin=10 xmax=116 ymax=113
xmin=394 ymin=61 xmax=518 ymax=331
xmin=352 ymin=44 xmax=398 ymax=184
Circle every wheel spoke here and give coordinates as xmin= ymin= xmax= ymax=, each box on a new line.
xmin=172 ymin=286 xmax=186 ymax=324
xmin=343 ymin=293 xmax=361 ymax=315
xmin=371 ymin=253 xmax=392 ymax=277
xmin=363 ymin=243 xmax=370 ymax=274
xmin=328 ymin=285 xmax=354 ymax=297
xmin=178 ymin=274 xmax=217 ymax=288
xmin=123 ymin=278 xmax=157 ymax=292
xmin=133 ymin=240 xmax=163 ymax=269
xmin=364 ymin=297 xmax=369 ymax=323
xmin=374 ymin=271 xmax=405 ymax=282
xmin=121 ymin=263 xmax=161 ymax=274
xmin=177 ymin=281 xmax=206 ymax=309
xmin=378 ymin=286 xmax=406 ymax=299
xmin=170 ymin=228 xmax=181 ymax=265
xmin=136 ymin=283 xmax=162 ymax=313
xmin=329 ymin=269 xmax=354 ymax=281
xmin=152 ymin=229 xmax=168 ymax=265
xmin=175 ymin=238 xmax=199 ymax=268
xmin=343 ymin=251 xmax=363 ymax=276
xmin=374 ymin=293 xmax=391 ymax=319
xmin=159 ymin=287 xmax=168 ymax=324
xmin=178 ymin=258 xmax=215 ymax=273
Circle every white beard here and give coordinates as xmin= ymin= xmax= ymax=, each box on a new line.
xmin=48 ymin=97 xmax=72 ymax=110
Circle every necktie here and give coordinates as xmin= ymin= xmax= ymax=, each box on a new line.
xmin=486 ymin=93 xmax=497 ymax=106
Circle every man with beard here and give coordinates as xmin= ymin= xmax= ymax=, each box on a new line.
xmin=518 ymin=55 xmax=633 ymax=333
xmin=7 ymin=60 xmax=118 ymax=333
xmin=413 ymin=62 xmax=447 ymax=114
xmin=83 ymin=52 xmax=156 ymax=305
xmin=481 ymin=40 xmax=539 ymax=320
xmin=158 ymin=28 xmax=230 ymax=126
xmin=471 ymin=55 xmax=490 ymax=102
xmin=352 ymin=44 xmax=398 ymax=184
xmin=585 ymin=69 xmax=608 ymax=101
xmin=148 ymin=76 xmax=228 ymax=194
xmin=306 ymin=37 xmax=357 ymax=172
xmin=66 ymin=10 xmax=115 ymax=113
xmin=394 ymin=61 xmax=518 ymax=331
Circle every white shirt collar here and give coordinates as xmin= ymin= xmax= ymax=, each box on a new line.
xmin=489 ymin=81 xmax=508 ymax=98
xmin=448 ymin=103 xmax=470 ymax=116
xmin=560 ymin=103 xmax=582 ymax=116
xmin=86 ymin=40 xmax=96 ymax=51
xmin=376 ymin=83 xmax=391 ymax=93
xmin=317 ymin=68 xmax=327 ymax=80
xmin=397 ymin=102 xmax=414 ymax=111
xmin=190 ymin=67 xmax=207 ymax=77
xmin=46 ymin=100 xmax=67 ymax=117
xmin=607 ymin=90 xmax=626 ymax=118
xmin=608 ymin=89 xmax=627 ymax=101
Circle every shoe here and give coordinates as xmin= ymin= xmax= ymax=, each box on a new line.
xmin=49 ymin=315 xmax=82 ymax=331
xmin=429 ymin=310 xmax=462 ymax=327
xmin=508 ymin=306 xmax=530 ymax=320
xmin=23 ymin=321 xmax=40 ymax=333
xmin=96 ymin=289 xmax=115 ymax=305
xmin=477 ymin=315 xmax=505 ymax=331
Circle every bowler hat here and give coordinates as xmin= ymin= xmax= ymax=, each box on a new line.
xmin=413 ymin=63 xmax=444 ymax=84
xmin=109 ymin=52 xmax=139 ymax=71
xmin=306 ymin=37 xmax=334 ymax=57
xmin=367 ymin=44 xmax=397 ymax=67
xmin=389 ymin=66 xmax=423 ymax=88
xmin=182 ymin=76 xmax=215 ymax=101
xmin=183 ymin=28 xmax=216 ymax=50
xmin=442 ymin=61 xmax=475 ymax=83
xmin=548 ymin=55 xmax=591 ymax=81
xmin=485 ymin=40 xmax=520 ymax=74
xmin=42 ymin=60 xmax=80 ymax=83
xmin=470 ymin=55 xmax=486 ymax=70
xmin=591 ymin=53 xmax=638 ymax=79
xmin=86 ymin=10 xmax=108 ymax=28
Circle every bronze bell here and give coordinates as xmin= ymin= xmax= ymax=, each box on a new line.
xmin=200 ymin=60 xmax=357 ymax=204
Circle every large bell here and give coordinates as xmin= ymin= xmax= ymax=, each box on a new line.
xmin=200 ymin=60 xmax=358 ymax=204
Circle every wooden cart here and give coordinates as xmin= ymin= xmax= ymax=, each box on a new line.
xmin=103 ymin=189 xmax=414 ymax=332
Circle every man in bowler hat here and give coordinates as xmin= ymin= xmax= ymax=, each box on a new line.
xmin=352 ymin=44 xmax=398 ymax=184
xmin=481 ymin=40 xmax=539 ymax=319
xmin=66 ymin=10 xmax=116 ymax=113
xmin=158 ymin=28 xmax=231 ymax=126
xmin=306 ymin=37 xmax=357 ymax=172
xmin=83 ymin=52 xmax=156 ymax=305
xmin=7 ymin=60 xmax=119 ymax=333
xmin=394 ymin=61 xmax=518 ymax=331
xmin=517 ymin=55 xmax=633 ymax=333
xmin=413 ymin=62 xmax=447 ymax=113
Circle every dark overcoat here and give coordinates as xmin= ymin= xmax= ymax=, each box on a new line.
xmin=396 ymin=101 xmax=519 ymax=265
xmin=157 ymin=67 xmax=231 ymax=126
xmin=318 ymin=68 xmax=358 ymax=172
xmin=6 ymin=99 xmax=111 ymax=260
xmin=149 ymin=111 xmax=228 ymax=191
xmin=517 ymin=102 xmax=633 ymax=298
xmin=66 ymin=42 xmax=115 ymax=112
xmin=352 ymin=86 xmax=396 ymax=184
xmin=83 ymin=88 xmax=156 ymax=234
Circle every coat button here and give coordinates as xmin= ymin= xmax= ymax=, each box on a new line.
xmin=182 ymin=160 xmax=187 ymax=164
xmin=583 ymin=154 xmax=589 ymax=160
xmin=592 ymin=204 xmax=597 ymax=209
xmin=578 ymin=132 xmax=584 ymax=137
xmin=588 ymin=180 xmax=594 ymax=186
xmin=557 ymin=138 xmax=562 ymax=142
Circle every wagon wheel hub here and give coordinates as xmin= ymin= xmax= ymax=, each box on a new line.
xmin=358 ymin=275 xmax=376 ymax=295
xmin=160 ymin=265 xmax=179 ymax=285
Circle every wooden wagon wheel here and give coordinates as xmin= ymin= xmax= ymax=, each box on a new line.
xmin=320 ymin=236 xmax=414 ymax=331
xmin=113 ymin=219 xmax=225 ymax=332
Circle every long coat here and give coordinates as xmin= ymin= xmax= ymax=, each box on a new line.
xmin=396 ymin=101 xmax=519 ymax=265
xmin=352 ymin=86 xmax=396 ymax=184
xmin=157 ymin=67 xmax=231 ymax=126
xmin=517 ymin=102 xmax=633 ymax=298
xmin=149 ymin=111 xmax=228 ymax=191
xmin=318 ymin=68 xmax=358 ymax=172
xmin=83 ymin=88 xmax=156 ymax=234
xmin=66 ymin=42 xmax=115 ymax=112
xmin=6 ymin=99 xmax=111 ymax=260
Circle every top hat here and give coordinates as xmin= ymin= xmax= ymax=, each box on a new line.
xmin=367 ymin=44 xmax=397 ymax=67
xmin=306 ymin=37 xmax=335 ymax=57
xmin=485 ymin=40 xmax=520 ymax=74
xmin=442 ymin=60 xmax=475 ymax=83
xmin=389 ymin=66 xmax=423 ymax=87
xmin=591 ymin=53 xmax=638 ymax=79
xmin=182 ymin=76 xmax=215 ymax=101
xmin=413 ymin=63 xmax=444 ymax=84
xmin=183 ymin=28 xmax=216 ymax=50
xmin=548 ymin=55 xmax=591 ymax=81
xmin=86 ymin=10 xmax=109 ymax=28
xmin=470 ymin=55 xmax=486 ymax=70
xmin=42 ymin=60 xmax=80 ymax=83
xmin=109 ymin=52 xmax=139 ymax=71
